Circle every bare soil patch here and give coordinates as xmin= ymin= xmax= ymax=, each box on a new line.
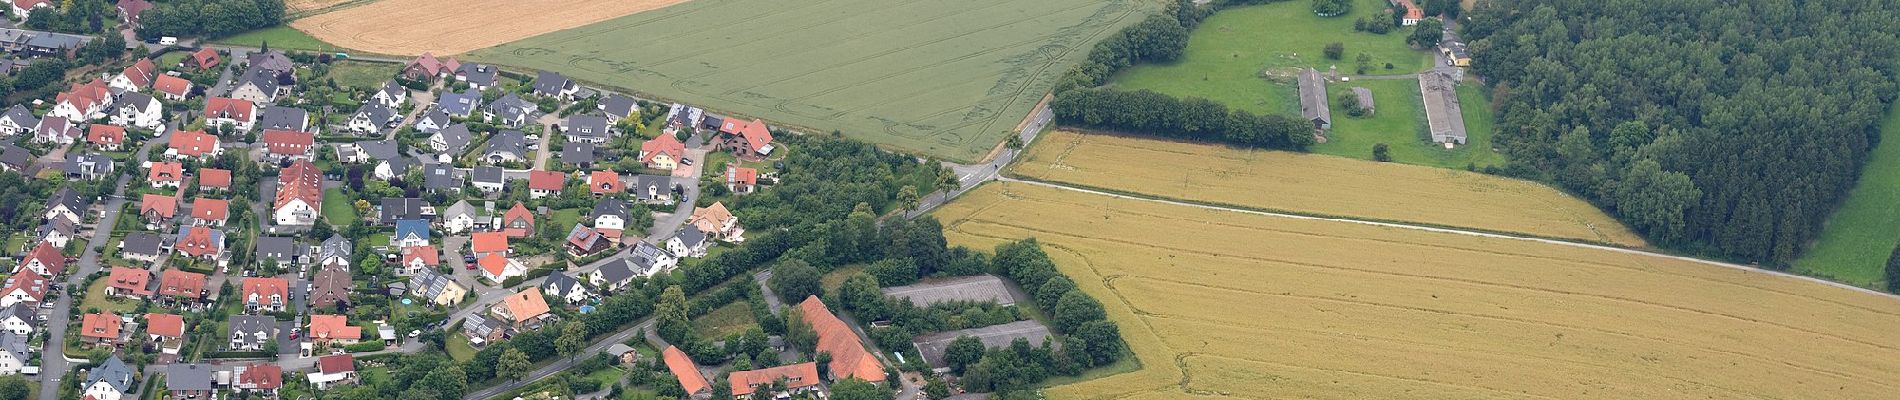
xmin=290 ymin=0 xmax=693 ymax=55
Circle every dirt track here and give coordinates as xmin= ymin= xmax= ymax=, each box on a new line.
xmin=290 ymin=0 xmax=692 ymax=55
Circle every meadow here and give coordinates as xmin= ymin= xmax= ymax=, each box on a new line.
xmin=934 ymin=182 xmax=1900 ymax=400
xmin=468 ymin=0 xmax=1155 ymax=163
xmin=1014 ymin=130 xmax=1644 ymax=246
xmin=213 ymin=26 xmax=342 ymax=52
xmin=1794 ymin=101 xmax=1900 ymax=287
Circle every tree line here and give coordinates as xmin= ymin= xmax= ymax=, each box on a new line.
xmin=1462 ymin=0 xmax=1900 ymax=264
xmin=136 ymin=0 xmax=285 ymax=40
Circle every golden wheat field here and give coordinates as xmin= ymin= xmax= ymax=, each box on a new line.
xmin=1013 ymin=130 xmax=1646 ymax=247
xmin=934 ymin=182 xmax=1900 ymax=400
xmin=291 ymin=0 xmax=693 ymax=55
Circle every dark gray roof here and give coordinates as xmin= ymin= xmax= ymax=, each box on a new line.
xmin=442 ymin=200 xmax=476 ymax=220
xmin=631 ymin=241 xmax=671 ymax=260
xmin=561 ymin=143 xmax=594 ymax=165
xmin=238 ymin=66 xmax=279 ymax=96
xmin=455 ymin=63 xmax=497 ymax=87
xmin=674 ymin=225 xmax=706 ymax=248
xmin=471 ymin=166 xmax=504 ymax=185
xmin=542 ymin=273 xmax=583 ymax=296
xmin=630 ymin=175 xmax=671 ymax=202
xmin=0 ymin=303 xmax=32 ymax=324
xmin=588 ymin=198 xmax=629 ymax=221
xmin=166 ymin=363 xmax=217 ymax=391
xmin=2 ymin=105 xmax=37 ymax=127
xmin=483 ymin=130 xmax=526 ymax=158
xmin=410 ymin=268 xmax=458 ymax=300
xmin=39 ymin=217 xmax=75 ymax=237
xmin=378 ymin=80 xmax=405 ymax=101
xmin=0 ymin=331 xmax=26 ymax=358
xmin=122 ymin=232 xmax=163 ymax=256
xmin=565 ymin=115 xmax=609 ymax=139
xmin=258 ymin=106 xmax=307 ymax=131
xmin=379 ymin=197 xmax=428 ymax=224
xmin=245 ymin=50 xmax=294 ymax=73
xmin=50 ymin=187 xmax=86 ymax=214
xmin=425 ymin=164 xmax=458 ymax=189
xmin=594 ymin=258 xmax=640 ymax=283
xmin=354 ymin=104 xmax=397 ymax=125
xmin=1297 ymin=68 xmax=1329 ymax=126
xmin=489 ymin=94 xmax=533 ymax=121
xmin=319 ymin=235 xmax=352 ymax=263
xmin=255 ymin=236 xmax=297 ymax=263
xmin=531 ymin=71 xmax=571 ymax=96
xmin=358 ymin=139 xmax=400 ymax=161
xmin=1 ymin=144 xmax=30 ymax=170
xmin=87 ymin=355 xmax=136 ymax=393
xmin=600 ymin=95 xmax=637 ymax=119
xmin=418 ymin=110 xmax=452 ymax=130
xmin=435 ymin=124 xmax=473 ymax=154
xmin=228 ymin=316 xmax=274 ymax=347
xmin=113 ymin=92 xmax=156 ymax=114
xmin=437 ymin=88 xmax=481 ymax=117
xmin=465 ymin=314 xmax=504 ymax=338
xmin=63 ymin=153 xmax=115 ymax=177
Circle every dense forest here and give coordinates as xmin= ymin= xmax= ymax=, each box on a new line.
xmin=136 ymin=0 xmax=285 ymax=39
xmin=1463 ymin=0 xmax=1900 ymax=264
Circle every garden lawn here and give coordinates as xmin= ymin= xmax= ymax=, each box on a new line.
xmin=1794 ymin=100 xmax=1900 ymax=288
xmin=81 ymin=278 xmax=141 ymax=314
xmin=548 ymin=209 xmax=583 ymax=234
xmin=321 ymin=188 xmax=357 ymax=226
xmin=3 ymin=234 xmax=23 ymax=253
xmin=1112 ymin=0 xmax=1431 ymax=117
xmin=690 ymin=301 xmax=756 ymax=338
xmin=156 ymin=51 xmax=188 ymax=69
xmin=447 ymin=332 xmax=477 ymax=361
xmin=211 ymin=26 xmax=342 ymax=52
xmin=327 ymin=61 xmax=401 ymax=91
xmin=1308 ymin=79 xmax=1502 ymax=168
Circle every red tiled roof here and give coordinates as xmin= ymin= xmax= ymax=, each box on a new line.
xmin=203 ymin=96 xmax=254 ymax=121
xmin=527 ymin=170 xmax=565 ymax=191
xmin=403 ymin=246 xmax=438 ymax=267
xmin=80 ymin=312 xmax=122 ymax=340
xmin=24 ymin=242 xmax=65 ymax=275
xmin=241 ymin=277 xmax=289 ymax=302
xmin=168 ymin=130 xmax=219 ymax=157
xmin=236 ymin=364 xmax=282 ymax=389
xmin=502 ymin=202 xmax=533 ymax=238
xmin=640 ymin=134 xmax=684 ymax=163
xmin=662 ymin=346 xmax=710 ymax=396
xmin=0 ymin=269 xmax=47 ymax=303
xmin=260 ymin=129 xmax=314 ymax=156
xmin=726 ymin=166 xmax=758 ymax=186
xmin=57 ymin=80 xmax=111 ymax=112
xmin=148 ymin=161 xmax=184 ymax=183
xmin=86 ymin=124 xmax=124 ymax=147
xmin=588 ymin=170 xmax=620 ymax=194
xmin=191 ymin=197 xmax=229 ymax=223
xmin=730 ymin=362 xmax=821 ymax=396
xmin=719 ymin=118 xmax=774 ymax=152
xmin=116 ymin=0 xmax=152 ymax=23
xmin=12 ymin=0 xmax=49 ymax=12
xmin=478 ymin=253 xmax=513 ymax=277
xmin=309 ymin=315 xmax=362 ymax=341
xmin=275 ymin=160 xmax=322 ymax=210
xmin=471 ymin=232 xmax=507 ymax=254
xmin=106 ymin=266 xmax=151 ymax=296
xmin=317 ymin=354 xmax=354 ymax=374
xmin=189 ymin=48 xmax=220 ymax=69
xmin=158 ymin=270 xmax=206 ymax=298
xmin=154 ymin=75 xmax=192 ymax=98
xmin=144 ymin=313 xmax=184 ymax=337
xmin=1392 ymin=0 xmax=1424 ymax=20
xmin=120 ymin=58 xmax=156 ymax=88
xmin=798 ymin=296 xmax=885 ymax=382
xmin=197 ymin=168 xmax=231 ymax=188
xmin=141 ymin=194 xmax=178 ymax=219
xmin=497 ymin=287 xmax=549 ymax=322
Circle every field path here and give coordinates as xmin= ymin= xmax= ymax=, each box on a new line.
xmin=997 ymin=177 xmax=1900 ymax=302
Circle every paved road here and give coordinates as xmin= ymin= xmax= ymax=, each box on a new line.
xmin=531 ymin=114 xmax=559 ymax=170
xmin=752 ymin=270 xmax=782 ymax=315
xmin=908 ymin=103 xmax=1051 ymax=218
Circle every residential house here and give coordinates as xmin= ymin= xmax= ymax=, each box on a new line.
xmin=82 ymin=355 xmax=136 ymax=400
xmin=478 ymin=253 xmax=525 ymax=283
xmin=587 ymin=170 xmax=620 ymax=195
xmin=662 ymin=346 xmax=711 ymax=399
xmin=79 ymin=312 xmax=124 ymax=346
xmin=86 ymin=124 xmax=126 ymax=151
xmin=392 ymin=219 xmax=430 ymax=248
xmin=168 ymin=129 xmax=221 ymax=159
xmin=104 ymin=267 xmax=151 ymax=299
xmin=399 ymin=245 xmax=437 ymax=275
xmin=173 ymin=226 xmax=224 ymax=260
xmin=232 ymin=364 xmax=284 ymax=396
xmin=454 ymin=62 xmax=498 ymax=90
xmin=0 ymin=332 xmax=25 ymax=375
xmin=0 ymin=304 xmax=34 ymax=335
xmin=257 ymin=106 xmax=310 ymax=133
xmin=165 ymin=363 xmax=218 ymax=399
xmin=663 ymin=104 xmax=703 ymax=135
xmin=630 ymin=241 xmax=678 ymax=274
xmin=0 ymin=269 xmax=47 ymax=308
xmin=10 ymin=0 xmax=51 ymax=21
xmin=500 ymin=202 xmax=533 ymax=238
xmin=667 ymin=226 xmax=709 ymax=258
xmin=689 ymin=202 xmax=743 ymax=241
xmin=403 ymin=52 xmax=459 ymax=80
xmin=629 ymin=175 xmax=675 ymax=205
xmin=115 ymin=0 xmax=152 ymax=25
xmin=489 ymin=288 xmax=552 ymax=329
xmin=197 ymin=168 xmax=230 ymax=191
xmin=470 ymin=231 xmax=507 ymax=257
xmin=33 ymin=115 xmax=80 ymax=145
xmin=471 ymin=166 xmax=505 ymax=192
xmin=346 ymin=104 xmax=398 ymax=135
xmin=245 ymin=50 xmax=294 ymax=75
xmin=51 ymin=79 xmax=111 ymax=122
xmin=564 ymin=115 xmax=610 ymax=144
xmin=377 ymin=197 xmax=433 ymax=225
xmin=241 ymin=277 xmax=290 ymax=312
xmin=318 ymin=235 xmax=353 ymax=268
xmin=435 ymin=88 xmax=481 ymax=118
xmin=144 ymin=313 xmax=185 ymax=354
xmin=0 ymin=145 xmax=26 ymax=173
xmin=157 ymin=270 xmax=208 ymax=303
xmin=725 ymin=165 xmax=759 ymax=194
xmin=108 ymin=58 xmax=155 ymax=93
xmin=307 ymin=314 xmax=361 ymax=345
xmin=153 ymin=74 xmax=193 ymax=101
xmin=189 ymin=197 xmax=229 ymax=226
xmin=261 ymin=129 xmax=316 ymax=161
xmin=369 ymin=80 xmax=406 ymax=108
xmin=308 ymin=267 xmax=352 ymax=309
xmin=120 ymin=232 xmax=165 ymax=263
xmin=729 ymin=362 xmax=822 ymax=399
xmin=43 ymin=187 xmax=87 ymax=226
xmin=0 ymin=105 xmax=35 ymax=136
xmin=717 ymin=118 xmax=775 ymax=159
xmin=428 ymin=124 xmax=472 ymax=154
xmin=203 ymin=97 xmax=257 ymax=132
xmin=588 ymin=198 xmax=631 ymax=238
xmin=409 ymin=269 xmax=467 ymax=307
xmin=147 ymin=161 xmax=184 ymax=188
xmin=36 ymin=218 xmax=75 ymax=248
xmin=561 ymin=142 xmax=595 ymax=169
xmin=308 ymin=354 xmax=356 ymax=390
xmin=588 ymin=258 xmax=643 ymax=293
xmin=414 ymin=110 xmax=451 ymax=134
xmin=798 ymin=296 xmax=886 ymax=383
xmin=462 ymin=314 xmax=505 ymax=344
xmin=480 ymin=130 xmax=527 ymax=164
xmin=441 ymin=200 xmax=478 ymax=234
xmin=61 ymin=152 xmax=115 ymax=181
xmin=108 ymin=92 xmax=164 ymax=131
xmin=599 ymin=94 xmax=637 ymax=124
xmin=13 ymin=29 xmax=88 ymax=57
xmin=527 ymin=170 xmax=565 ymax=199
xmin=639 ymin=134 xmax=685 ymax=170
xmin=565 ymin=224 xmax=610 ymax=257
xmin=540 ymin=273 xmax=589 ymax=305
xmin=531 ymin=70 xmax=577 ymax=99
xmin=229 ymin=66 xmax=282 ymax=104
xmin=227 ymin=316 xmax=274 ymax=351
xmin=485 ymin=93 xmax=534 ymax=127
xmin=273 ymin=160 xmax=322 ymax=226
xmin=184 ymin=48 xmax=220 ymax=70
xmin=254 ymin=236 xmax=302 ymax=267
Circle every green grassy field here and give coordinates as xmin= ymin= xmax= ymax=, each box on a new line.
xmin=468 ymin=0 xmax=1156 ymax=163
xmin=321 ymin=189 xmax=357 ymax=226
xmin=1112 ymin=0 xmax=1430 ymax=114
xmin=448 ymin=332 xmax=477 ymax=361
xmin=212 ymin=26 xmax=343 ymax=52
xmin=690 ymin=301 xmax=757 ymax=338
xmin=1309 ymin=81 xmax=1505 ymax=168
xmin=327 ymin=61 xmax=400 ymax=91
xmin=1794 ymin=102 xmax=1900 ymax=287
xmin=81 ymin=278 xmax=140 ymax=314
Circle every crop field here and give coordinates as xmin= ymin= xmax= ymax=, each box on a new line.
xmin=290 ymin=0 xmax=694 ymax=56
xmin=933 ymin=182 xmax=1900 ymax=400
xmin=467 ymin=0 xmax=1155 ymax=162
xmin=1014 ymin=130 xmax=1644 ymax=246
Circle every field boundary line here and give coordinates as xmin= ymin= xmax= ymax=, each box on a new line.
xmin=993 ymin=178 xmax=1900 ymax=303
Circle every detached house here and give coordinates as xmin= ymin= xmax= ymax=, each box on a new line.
xmin=147 ymin=161 xmax=184 ymax=188
xmin=531 ymin=70 xmax=578 ymax=99
xmin=37 ymin=218 xmax=76 ymax=248
xmin=631 ymin=175 xmax=674 ymax=205
xmin=689 ymin=202 xmax=744 ymax=241
xmin=0 ymin=332 xmax=26 ymax=375
xmin=51 ymin=79 xmax=111 ymax=122
xmin=43 ymin=187 xmax=87 ymax=226
xmin=104 ymin=267 xmax=151 ymax=299
xmin=436 ymin=88 xmax=481 ymax=118
xmin=455 ymin=62 xmax=498 ymax=89
xmin=63 ymin=152 xmax=116 ymax=181
xmin=273 ymin=160 xmax=323 ymax=226
xmin=718 ymin=118 xmax=775 ymax=160
xmin=370 ymin=80 xmax=407 ymax=108
xmin=241 ymin=277 xmax=291 ymax=312
xmin=600 ymin=95 xmax=638 ymax=125
xmin=0 ymin=145 xmax=26 ymax=173
xmin=486 ymin=93 xmax=534 ymax=127
xmin=120 ymin=232 xmax=166 ymax=263
xmin=0 ymin=105 xmax=36 ymax=137
xmin=309 ymin=267 xmax=352 ymax=309
xmin=139 ymin=193 xmax=178 ymax=226
xmin=490 ymin=288 xmax=553 ymax=329
xmin=173 ymin=225 xmax=224 ymax=260
xmin=588 ymin=257 xmax=644 ymax=293
xmin=500 ymin=202 xmax=534 ymax=238
xmin=33 ymin=115 xmax=81 ymax=145
xmin=662 ymin=103 xmax=703 ymax=135
xmin=478 ymin=253 xmax=525 ymax=283
xmin=257 ymin=106 xmax=310 ymax=133
xmin=414 ymin=110 xmax=451 ymax=133
xmin=667 ymin=225 xmax=710 ymax=258
xmin=399 ymin=245 xmax=438 ymax=275
xmin=203 ymin=96 xmax=257 ymax=132
xmin=403 ymin=52 xmax=459 ymax=81
xmin=480 ymin=130 xmax=528 ymax=164
xmin=429 ymin=124 xmax=472 ymax=154
xmin=153 ymin=74 xmax=193 ymax=101
xmin=589 ymin=198 xmax=631 ymax=239
xmin=197 ymin=168 xmax=231 ymax=191
xmin=184 ymin=48 xmax=220 ymax=70
xmin=189 ymin=197 xmax=229 ymax=227
xmin=232 ymin=364 xmax=283 ymax=396
xmin=10 ymin=0 xmax=51 ymax=20
xmin=0 ymin=306 xmax=31 ymax=336
xmin=157 ymin=270 xmax=208 ymax=303
xmin=588 ymin=170 xmax=621 ymax=195
xmin=108 ymin=58 xmax=156 ymax=93
xmin=565 ymin=225 xmax=610 ymax=257
xmin=308 ymin=314 xmax=362 ymax=345
xmin=564 ymin=115 xmax=610 ymax=144
xmin=167 ymin=129 xmax=221 ymax=159
xmin=346 ymin=104 xmax=398 ymax=135
xmin=228 ymin=316 xmax=274 ymax=351
xmin=145 ymin=313 xmax=185 ymax=354
xmin=79 ymin=312 xmax=124 ymax=346
xmin=409 ymin=269 xmax=467 ymax=306
xmin=0 ymin=269 xmax=48 ymax=308
xmin=82 ymin=356 xmax=136 ymax=400
xmin=308 ymin=355 xmax=356 ymax=390
xmin=471 ymin=166 xmax=506 ymax=192
xmin=108 ymin=92 xmax=163 ymax=131
xmin=229 ymin=66 xmax=283 ymax=104
xmin=261 ymin=129 xmax=316 ymax=161
xmin=441 ymin=200 xmax=479 ymax=234
xmin=640 ymin=134 xmax=685 ymax=170
xmin=87 ymin=124 xmax=126 ymax=151
xmin=528 ymin=170 xmax=565 ymax=198
xmin=725 ymin=165 xmax=759 ymax=194
xmin=164 ymin=363 xmax=219 ymax=399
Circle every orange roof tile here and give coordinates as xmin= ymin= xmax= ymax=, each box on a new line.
xmin=158 ymin=270 xmax=207 ymax=298
xmin=86 ymin=124 xmax=124 ymax=147
xmin=640 ymin=134 xmax=684 ymax=163
xmin=662 ymin=346 xmax=710 ymax=396
xmin=148 ymin=161 xmax=184 ymax=183
xmin=154 ymin=75 xmax=192 ymax=98
xmin=140 ymin=194 xmax=177 ymax=219
xmin=275 ymin=160 xmax=322 ymax=209
xmin=80 ymin=312 xmax=122 ymax=340
xmin=798 ymin=296 xmax=885 ymax=382
xmin=196 ymin=168 xmax=231 ymax=188
xmin=144 ymin=313 xmax=184 ymax=337
xmin=729 ymin=362 xmax=821 ymax=396
xmin=471 ymin=232 xmax=508 ymax=254
xmin=106 ymin=267 xmax=151 ymax=296
xmin=309 ymin=315 xmax=363 ymax=340
xmin=527 ymin=170 xmax=565 ymax=191
xmin=168 ymin=130 xmax=219 ymax=157
xmin=241 ymin=277 xmax=290 ymax=301
xmin=588 ymin=170 xmax=620 ymax=194
xmin=190 ymin=197 xmax=229 ymax=223
xmin=403 ymin=246 xmax=438 ymax=267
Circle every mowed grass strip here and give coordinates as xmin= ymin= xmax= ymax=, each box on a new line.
xmin=1795 ymin=101 xmax=1900 ymax=288
xmin=1013 ymin=130 xmax=1644 ymax=246
xmin=212 ymin=26 xmax=342 ymax=52
xmin=933 ymin=182 xmax=1900 ymax=400
xmin=469 ymin=0 xmax=1155 ymax=163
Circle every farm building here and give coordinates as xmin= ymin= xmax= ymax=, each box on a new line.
xmin=1297 ymin=68 xmax=1331 ymax=130
xmin=1350 ymin=87 xmax=1375 ymax=115
xmin=880 ymin=275 xmax=1018 ymax=307
xmin=912 ymin=321 xmax=1054 ymax=372
xmin=1420 ymin=71 xmax=1467 ymax=145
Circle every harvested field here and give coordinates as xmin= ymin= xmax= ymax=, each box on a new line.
xmin=468 ymin=0 xmax=1154 ymax=162
xmin=287 ymin=0 xmax=353 ymax=13
xmin=934 ymin=182 xmax=1900 ymax=400
xmin=290 ymin=0 xmax=693 ymax=55
xmin=1014 ymin=130 xmax=1645 ymax=246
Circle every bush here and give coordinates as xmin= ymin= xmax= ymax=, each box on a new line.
xmin=344 ymin=341 xmax=386 ymax=353
xmin=1323 ymin=42 xmax=1344 ymax=60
